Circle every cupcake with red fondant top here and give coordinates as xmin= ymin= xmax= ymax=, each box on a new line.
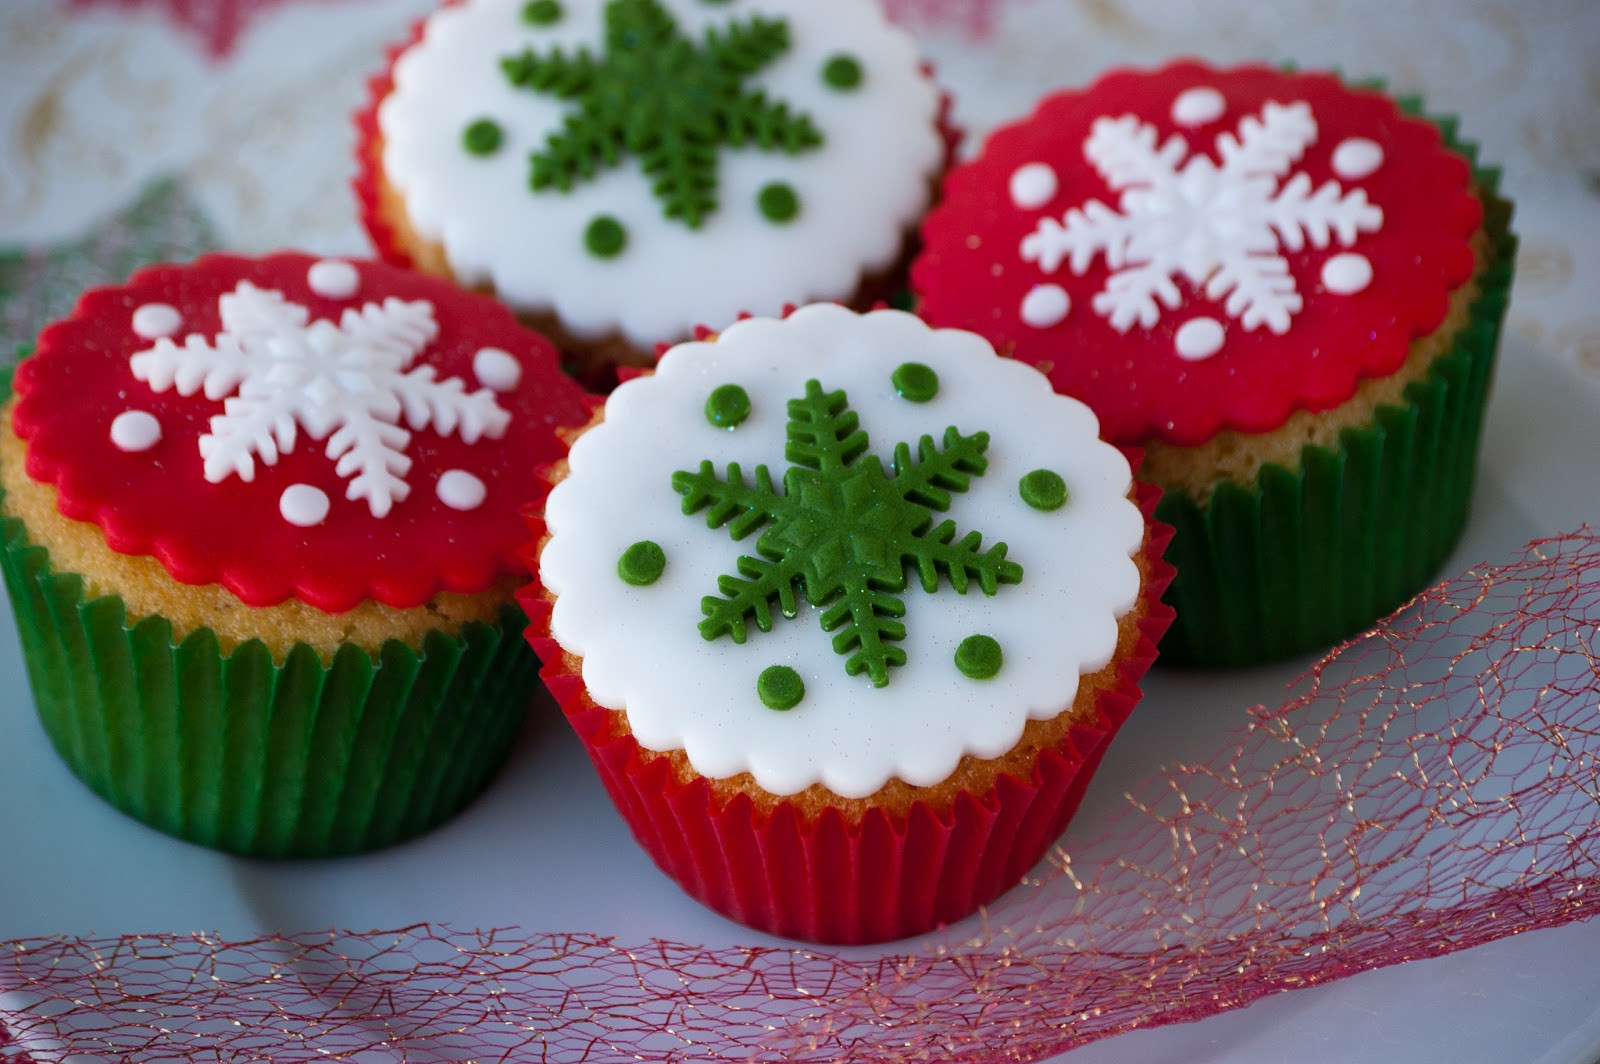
xmin=0 ymin=252 xmax=592 ymax=856
xmin=357 ymin=0 xmax=948 ymax=378
xmin=914 ymin=61 xmax=1514 ymax=665
xmin=521 ymin=303 xmax=1173 ymax=943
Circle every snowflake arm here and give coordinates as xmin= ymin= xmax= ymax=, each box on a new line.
xmin=131 ymin=283 xmax=307 ymax=400
xmin=1262 ymin=172 xmax=1383 ymax=252
xmin=1216 ymin=100 xmax=1316 ymax=179
xmin=637 ymin=121 xmax=719 ymax=229
xmin=906 ymin=520 xmax=1022 ymax=596
xmin=1093 ymin=260 xmax=1184 ymax=332
xmin=1084 ymin=114 xmax=1188 ymax=191
xmin=1204 ymin=252 xmax=1301 ymax=334
xmin=821 ymin=585 xmax=907 ymax=688
xmin=785 ymin=381 xmax=869 ymax=476
xmin=329 ymin=416 xmax=413 ymax=519
xmin=501 ymin=45 xmax=599 ymax=99
xmin=673 ymin=461 xmax=807 ymax=541
xmin=198 ymin=385 xmax=301 ymax=483
xmin=889 ymin=427 xmax=989 ymax=511
xmin=529 ymin=103 xmax=625 ymax=191
xmin=698 ymin=552 xmax=805 ymax=642
xmin=1021 ymin=199 xmax=1136 ymax=276
xmin=702 ymin=14 xmax=790 ymax=75
xmin=720 ymin=89 xmax=824 ymax=153
xmin=388 ymin=366 xmax=510 ymax=443
xmin=131 ymin=333 xmax=253 ymax=401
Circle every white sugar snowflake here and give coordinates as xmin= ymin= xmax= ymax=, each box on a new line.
xmin=1020 ymin=99 xmax=1383 ymax=335
xmin=130 ymin=282 xmax=511 ymax=518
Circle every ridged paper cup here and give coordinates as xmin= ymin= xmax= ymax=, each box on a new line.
xmin=523 ymin=482 xmax=1173 ymax=944
xmin=1157 ymin=132 xmax=1515 ymax=667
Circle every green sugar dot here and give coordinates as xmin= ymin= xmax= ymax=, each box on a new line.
xmin=617 ymin=540 xmax=666 ymax=586
xmin=1019 ymin=469 xmax=1068 ymax=511
xmin=705 ymin=383 xmax=751 ymax=429
xmin=522 ymin=0 xmax=562 ymax=24
xmin=462 ymin=118 xmax=504 ymax=156
xmin=891 ymin=362 xmax=939 ymax=402
xmin=585 ymin=215 xmax=627 ymax=259
xmin=955 ymin=634 xmax=1003 ymax=680
xmin=823 ymin=54 xmax=863 ymax=90
xmin=757 ymin=182 xmax=800 ymax=224
xmin=758 ymin=665 xmax=805 ymax=710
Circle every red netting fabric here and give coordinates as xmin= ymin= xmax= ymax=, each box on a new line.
xmin=4 ymin=528 xmax=1598 ymax=1061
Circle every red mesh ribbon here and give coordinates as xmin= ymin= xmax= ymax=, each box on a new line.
xmin=4 ymin=527 xmax=1598 ymax=1059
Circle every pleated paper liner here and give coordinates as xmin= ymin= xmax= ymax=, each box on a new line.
xmin=0 ymin=391 xmax=538 ymax=855
xmin=1156 ymin=118 xmax=1516 ymax=668
xmin=521 ymin=482 xmax=1174 ymax=945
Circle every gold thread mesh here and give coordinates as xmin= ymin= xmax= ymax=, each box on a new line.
xmin=4 ymin=528 xmax=1598 ymax=1061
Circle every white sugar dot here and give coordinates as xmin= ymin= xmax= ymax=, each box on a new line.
xmin=109 ymin=410 xmax=161 ymax=452
xmin=280 ymin=484 xmax=330 ymax=527
xmin=1008 ymin=163 xmax=1059 ymax=210
xmin=1019 ymin=284 xmax=1071 ymax=329
xmin=306 ymin=259 xmax=360 ymax=299
xmin=1322 ymin=253 xmax=1374 ymax=295
xmin=1171 ymin=86 xmax=1226 ymax=127
xmin=1174 ymin=317 xmax=1226 ymax=361
xmin=131 ymin=303 xmax=181 ymax=340
xmin=1332 ymin=138 xmax=1384 ymax=180
xmin=437 ymin=469 xmax=487 ymax=511
xmin=473 ymin=347 xmax=522 ymax=392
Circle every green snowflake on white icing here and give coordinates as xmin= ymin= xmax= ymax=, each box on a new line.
xmin=672 ymin=378 xmax=1022 ymax=687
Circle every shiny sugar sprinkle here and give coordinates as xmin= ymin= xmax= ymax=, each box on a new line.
xmin=757 ymin=665 xmax=805 ymax=710
xmin=473 ymin=347 xmax=522 ymax=392
xmin=436 ymin=469 xmax=487 ymax=511
xmin=891 ymin=362 xmax=939 ymax=402
xmin=705 ymin=384 xmax=751 ymax=429
xmin=131 ymin=303 xmax=182 ymax=340
xmin=1174 ymin=317 xmax=1226 ymax=361
xmin=1020 ymin=284 xmax=1071 ymax=329
xmin=1332 ymin=137 xmax=1385 ymax=180
xmin=1322 ymin=253 xmax=1374 ymax=295
xmin=1171 ymin=85 xmax=1226 ymax=126
xmin=954 ymin=634 xmax=1003 ymax=679
xmin=617 ymin=540 xmax=667 ymax=586
xmin=307 ymin=259 xmax=360 ymax=300
xmin=1018 ymin=468 xmax=1067 ymax=511
xmin=109 ymin=410 xmax=161 ymax=453
xmin=279 ymin=483 xmax=330 ymax=527
xmin=1009 ymin=163 xmax=1059 ymax=210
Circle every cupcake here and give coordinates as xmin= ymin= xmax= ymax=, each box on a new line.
xmin=0 ymin=252 xmax=592 ymax=856
xmin=357 ymin=0 xmax=948 ymax=379
xmin=913 ymin=61 xmax=1515 ymax=666
xmin=520 ymin=303 xmax=1173 ymax=943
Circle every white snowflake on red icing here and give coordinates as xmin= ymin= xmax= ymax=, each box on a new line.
xmin=1020 ymin=97 xmax=1383 ymax=337
xmin=129 ymin=281 xmax=511 ymax=519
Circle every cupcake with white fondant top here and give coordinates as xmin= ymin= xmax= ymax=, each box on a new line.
xmin=0 ymin=252 xmax=593 ymax=856
xmin=520 ymin=303 xmax=1173 ymax=943
xmin=913 ymin=61 xmax=1515 ymax=665
xmin=357 ymin=0 xmax=948 ymax=379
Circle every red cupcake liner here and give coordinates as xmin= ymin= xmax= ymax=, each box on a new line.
xmin=519 ymin=481 xmax=1174 ymax=944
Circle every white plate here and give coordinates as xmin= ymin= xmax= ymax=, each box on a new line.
xmin=4 ymin=0 xmax=1600 ymax=1057
xmin=4 ymin=317 xmax=1600 ymax=1062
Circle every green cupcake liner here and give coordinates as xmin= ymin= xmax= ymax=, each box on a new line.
xmin=1156 ymin=123 xmax=1516 ymax=668
xmin=0 ymin=388 xmax=536 ymax=855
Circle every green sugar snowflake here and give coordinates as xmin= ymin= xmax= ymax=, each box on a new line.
xmin=672 ymin=379 xmax=1023 ymax=687
xmin=502 ymin=0 xmax=824 ymax=229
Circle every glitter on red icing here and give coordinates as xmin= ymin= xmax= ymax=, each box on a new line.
xmin=11 ymin=252 xmax=593 ymax=613
xmin=912 ymin=61 xmax=1482 ymax=446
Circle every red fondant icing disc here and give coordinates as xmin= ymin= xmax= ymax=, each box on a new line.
xmin=913 ymin=61 xmax=1481 ymax=445
xmin=13 ymin=252 xmax=593 ymax=612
